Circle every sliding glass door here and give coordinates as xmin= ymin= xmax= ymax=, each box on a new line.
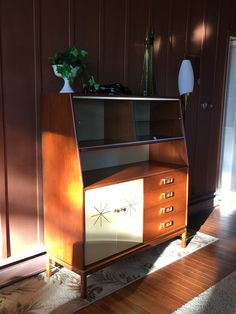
xmin=219 ymin=36 xmax=236 ymax=205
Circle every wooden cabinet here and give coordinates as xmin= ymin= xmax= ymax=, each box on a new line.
xmin=42 ymin=93 xmax=188 ymax=297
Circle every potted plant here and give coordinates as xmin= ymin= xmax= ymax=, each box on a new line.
xmin=50 ymin=47 xmax=88 ymax=93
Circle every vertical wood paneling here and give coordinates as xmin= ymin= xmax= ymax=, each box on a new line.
xmin=68 ymin=0 xmax=75 ymax=46
xmin=204 ymin=0 xmax=222 ymax=194
xmin=184 ymin=0 xmax=202 ymax=197
xmin=74 ymin=0 xmax=101 ymax=90
xmin=230 ymin=0 xmax=236 ymax=31
xmin=41 ymin=0 xmax=71 ymax=92
xmin=166 ymin=0 xmax=189 ymax=96
xmin=151 ymin=0 xmax=172 ymax=97
xmin=185 ymin=0 xmax=217 ymax=199
xmin=186 ymin=0 xmax=205 ymax=197
xmin=0 ymin=0 xmax=41 ymax=256
xmin=0 ymin=0 xmax=7 ymax=258
xmin=123 ymin=0 xmax=129 ymax=86
xmin=0 ymin=39 xmax=9 ymax=258
xmin=185 ymin=87 xmax=200 ymax=198
xmin=193 ymin=0 xmax=221 ymax=196
xmin=186 ymin=0 xmax=205 ymax=56
xmin=100 ymin=0 xmax=126 ymax=84
xmin=127 ymin=0 xmax=150 ymax=95
xmin=209 ymin=0 xmax=233 ymax=192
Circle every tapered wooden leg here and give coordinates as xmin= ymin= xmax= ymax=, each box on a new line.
xmin=80 ymin=273 xmax=87 ymax=298
xmin=181 ymin=230 xmax=187 ymax=248
xmin=46 ymin=255 xmax=52 ymax=277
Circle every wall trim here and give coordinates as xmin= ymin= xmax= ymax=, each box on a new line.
xmin=189 ymin=193 xmax=216 ymax=215
xmin=0 ymin=253 xmax=46 ymax=288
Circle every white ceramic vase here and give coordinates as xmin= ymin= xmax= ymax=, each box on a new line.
xmin=52 ymin=65 xmax=78 ymax=93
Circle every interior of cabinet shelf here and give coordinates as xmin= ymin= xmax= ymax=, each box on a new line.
xmin=78 ymin=137 xmax=185 ymax=151
xmin=82 ymin=160 xmax=187 ymax=189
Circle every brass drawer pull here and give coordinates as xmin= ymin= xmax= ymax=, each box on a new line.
xmin=161 ymin=191 xmax=174 ymax=199
xmin=162 ymin=177 xmax=174 ymax=185
xmin=160 ymin=220 xmax=174 ymax=229
xmin=161 ymin=206 xmax=174 ymax=214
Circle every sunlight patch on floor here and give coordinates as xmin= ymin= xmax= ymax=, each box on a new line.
xmin=217 ymin=190 xmax=236 ymax=215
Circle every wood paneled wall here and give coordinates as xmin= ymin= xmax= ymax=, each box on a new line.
xmin=0 ymin=0 xmax=235 ymax=260
xmin=0 ymin=0 xmax=43 ymax=259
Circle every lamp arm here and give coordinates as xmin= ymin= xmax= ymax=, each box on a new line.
xmin=180 ymin=92 xmax=191 ymax=111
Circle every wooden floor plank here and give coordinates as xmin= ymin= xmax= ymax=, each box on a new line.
xmin=77 ymin=206 xmax=236 ymax=313
xmin=165 ymin=263 xmax=213 ymax=288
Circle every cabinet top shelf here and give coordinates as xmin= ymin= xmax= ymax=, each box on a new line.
xmin=83 ymin=160 xmax=187 ymax=189
xmin=72 ymin=95 xmax=180 ymax=102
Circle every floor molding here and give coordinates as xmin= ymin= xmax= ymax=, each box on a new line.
xmin=0 ymin=253 xmax=46 ymax=288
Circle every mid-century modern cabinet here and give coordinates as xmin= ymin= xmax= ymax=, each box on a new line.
xmin=42 ymin=93 xmax=189 ymax=297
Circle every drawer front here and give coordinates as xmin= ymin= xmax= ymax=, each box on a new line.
xmin=144 ymin=169 xmax=187 ymax=208
xmin=144 ymin=169 xmax=187 ymax=241
xmin=143 ymin=209 xmax=187 ymax=241
xmin=145 ymin=181 xmax=187 ymax=208
xmin=145 ymin=168 xmax=187 ymax=190
xmin=145 ymin=197 xmax=186 ymax=220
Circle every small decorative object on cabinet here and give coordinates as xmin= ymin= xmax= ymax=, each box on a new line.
xmin=50 ymin=47 xmax=88 ymax=93
xmin=140 ymin=25 xmax=156 ymax=96
xmin=52 ymin=64 xmax=79 ymax=93
xmin=42 ymin=93 xmax=189 ymax=298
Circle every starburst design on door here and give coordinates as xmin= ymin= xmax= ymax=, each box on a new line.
xmin=124 ymin=199 xmax=138 ymax=217
xmin=91 ymin=202 xmax=110 ymax=227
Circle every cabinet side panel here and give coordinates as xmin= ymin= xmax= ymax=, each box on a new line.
xmin=42 ymin=93 xmax=84 ymax=269
xmin=149 ymin=141 xmax=188 ymax=166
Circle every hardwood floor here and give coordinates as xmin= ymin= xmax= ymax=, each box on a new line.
xmin=77 ymin=205 xmax=236 ymax=313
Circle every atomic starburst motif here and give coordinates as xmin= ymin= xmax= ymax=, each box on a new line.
xmin=124 ymin=199 xmax=138 ymax=217
xmin=91 ymin=202 xmax=110 ymax=227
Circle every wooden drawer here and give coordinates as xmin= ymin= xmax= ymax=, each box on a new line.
xmin=145 ymin=197 xmax=186 ymax=218
xmin=145 ymin=168 xmax=187 ymax=190
xmin=143 ymin=209 xmax=187 ymax=241
xmin=145 ymin=181 xmax=187 ymax=208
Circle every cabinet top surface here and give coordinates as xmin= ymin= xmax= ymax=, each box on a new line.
xmin=72 ymin=95 xmax=179 ymax=101
xmin=83 ymin=161 xmax=187 ymax=189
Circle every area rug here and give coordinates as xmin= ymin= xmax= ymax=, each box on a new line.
xmin=0 ymin=232 xmax=217 ymax=314
xmin=174 ymin=270 xmax=236 ymax=314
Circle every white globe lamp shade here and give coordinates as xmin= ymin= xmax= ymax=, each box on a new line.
xmin=178 ymin=60 xmax=194 ymax=96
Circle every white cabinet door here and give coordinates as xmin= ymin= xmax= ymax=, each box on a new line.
xmin=85 ymin=179 xmax=143 ymax=265
xmin=85 ymin=185 xmax=117 ymax=265
xmin=114 ymin=179 xmax=143 ymax=252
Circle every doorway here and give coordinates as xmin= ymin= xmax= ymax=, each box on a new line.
xmin=218 ymin=36 xmax=236 ymax=212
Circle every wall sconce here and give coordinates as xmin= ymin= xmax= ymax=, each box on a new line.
xmin=178 ymin=59 xmax=194 ymax=111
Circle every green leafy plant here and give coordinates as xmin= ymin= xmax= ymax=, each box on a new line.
xmin=50 ymin=47 xmax=88 ymax=82
xmin=51 ymin=47 xmax=100 ymax=92
xmin=83 ymin=75 xmax=100 ymax=92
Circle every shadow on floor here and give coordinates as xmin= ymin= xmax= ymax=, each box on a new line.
xmin=188 ymin=207 xmax=214 ymax=232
